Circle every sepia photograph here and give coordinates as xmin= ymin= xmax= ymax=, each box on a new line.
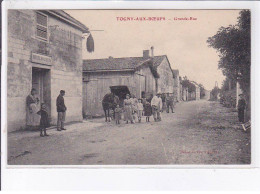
xmin=5 ymin=9 xmax=251 ymax=165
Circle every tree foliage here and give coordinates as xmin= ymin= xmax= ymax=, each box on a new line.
xmin=181 ymin=77 xmax=196 ymax=93
xmin=210 ymin=86 xmax=220 ymax=101
xmin=199 ymin=84 xmax=206 ymax=98
xmin=221 ymin=77 xmax=236 ymax=92
xmin=207 ymin=10 xmax=250 ymax=98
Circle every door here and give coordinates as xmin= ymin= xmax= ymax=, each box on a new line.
xmin=32 ymin=67 xmax=51 ymax=117
xmin=140 ymin=75 xmax=146 ymax=98
xmin=32 ymin=68 xmax=43 ymax=102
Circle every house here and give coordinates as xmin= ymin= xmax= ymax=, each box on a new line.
xmin=172 ymin=69 xmax=181 ymax=101
xmin=82 ymin=47 xmax=174 ymax=117
xmin=191 ymin=81 xmax=200 ymax=101
xmin=7 ymin=10 xmax=91 ymax=131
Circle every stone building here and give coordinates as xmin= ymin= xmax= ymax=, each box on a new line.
xmin=7 ymin=10 xmax=90 ymax=131
xmin=190 ymin=81 xmax=201 ymax=101
xmin=153 ymin=52 xmax=174 ymax=94
xmin=172 ymin=69 xmax=181 ymax=101
xmin=82 ymin=48 xmax=174 ymax=117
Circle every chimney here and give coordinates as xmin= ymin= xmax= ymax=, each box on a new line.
xmin=151 ymin=46 xmax=154 ymax=58
xmin=143 ymin=50 xmax=150 ymax=59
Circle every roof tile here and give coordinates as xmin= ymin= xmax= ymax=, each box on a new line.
xmin=83 ymin=55 xmax=166 ymax=71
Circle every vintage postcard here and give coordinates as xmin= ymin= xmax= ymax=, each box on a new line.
xmin=3 ymin=7 xmax=252 ymax=166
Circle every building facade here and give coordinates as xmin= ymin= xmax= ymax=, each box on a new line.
xmin=7 ymin=10 xmax=89 ymax=131
xmin=82 ymin=54 xmax=159 ymax=117
xmin=82 ymin=48 xmax=174 ymax=117
xmin=154 ymin=56 xmax=175 ymax=94
xmin=172 ymin=69 xmax=181 ymax=101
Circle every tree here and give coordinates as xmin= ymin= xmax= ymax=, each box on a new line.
xmin=210 ymin=86 xmax=220 ymax=101
xmin=198 ymin=84 xmax=206 ymax=98
xmin=181 ymin=78 xmax=196 ymax=93
xmin=207 ymin=10 xmax=250 ymax=100
xmin=221 ymin=77 xmax=236 ymax=92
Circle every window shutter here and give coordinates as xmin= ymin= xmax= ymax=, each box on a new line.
xmin=36 ymin=12 xmax=48 ymax=41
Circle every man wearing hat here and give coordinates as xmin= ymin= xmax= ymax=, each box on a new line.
xmin=151 ymin=93 xmax=163 ymax=122
xmin=237 ymin=93 xmax=246 ymax=123
xmin=56 ymin=90 xmax=67 ymax=131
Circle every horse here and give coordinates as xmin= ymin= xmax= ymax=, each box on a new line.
xmin=102 ymin=93 xmax=120 ymax=122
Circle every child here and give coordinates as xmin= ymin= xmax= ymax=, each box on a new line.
xmin=144 ymin=101 xmax=152 ymax=122
xmin=37 ymin=103 xmax=50 ymax=137
xmin=137 ymin=99 xmax=144 ymax=123
xmin=114 ymin=104 xmax=122 ymax=124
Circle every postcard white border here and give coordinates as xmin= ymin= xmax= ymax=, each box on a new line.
xmin=1 ymin=0 xmax=260 ymax=190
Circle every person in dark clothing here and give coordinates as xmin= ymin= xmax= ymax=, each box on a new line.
xmin=161 ymin=93 xmax=166 ymax=112
xmin=166 ymin=93 xmax=174 ymax=113
xmin=144 ymin=101 xmax=152 ymax=122
xmin=147 ymin=94 xmax=153 ymax=103
xmin=37 ymin=103 xmax=50 ymax=137
xmin=238 ymin=94 xmax=246 ymax=123
xmin=56 ymin=90 xmax=67 ymax=131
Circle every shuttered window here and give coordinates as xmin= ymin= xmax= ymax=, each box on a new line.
xmin=36 ymin=12 xmax=48 ymax=41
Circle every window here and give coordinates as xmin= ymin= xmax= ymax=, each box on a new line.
xmin=36 ymin=12 xmax=48 ymax=41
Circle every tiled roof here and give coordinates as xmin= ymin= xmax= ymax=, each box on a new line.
xmin=152 ymin=55 xmax=166 ymax=67
xmin=42 ymin=10 xmax=89 ymax=33
xmin=83 ymin=55 xmax=166 ymax=72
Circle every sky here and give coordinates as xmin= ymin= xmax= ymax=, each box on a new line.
xmin=66 ymin=10 xmax=241 ymax=90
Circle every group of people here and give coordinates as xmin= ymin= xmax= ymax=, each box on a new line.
xmin=26 ymin=88 xmax=176 ymax=135
xmin=26 ymin=89 xmax=67 ymax=137
xmin=113 ymin=93 xmax=175 ymax=125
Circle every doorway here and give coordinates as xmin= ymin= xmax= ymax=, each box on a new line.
xmin=32 ymin=67 xmax=51 ymax=118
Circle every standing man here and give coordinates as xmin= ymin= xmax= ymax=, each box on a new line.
xmin=166 ymin=93 xmax=174 ymax=113
xmin=237 ymin=94 xmax=246 ymax=123
xmin=151 ymin=93 xmax=163 ymax=122
xmin=56 ymin=90 xmax=67 ymax=131
xmin=161 ymin=93 xmax=166 ymax=112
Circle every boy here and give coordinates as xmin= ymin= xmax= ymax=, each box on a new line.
xmin=114 ymin=104 xmax=122 ymax=124
xmin=37 ymin=103 xmax=50 ymax=137
xmin=137 ymin=99 xmax=144 ymax=123
xmin=144 ymin=101 xmax=152 ymax=122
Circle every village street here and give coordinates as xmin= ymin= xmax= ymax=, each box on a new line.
xmin=8 ymin=100 xmax=250 ymax=165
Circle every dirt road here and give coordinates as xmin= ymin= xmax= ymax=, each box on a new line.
xmin=8 ymin=100 xmax=251 ymax=165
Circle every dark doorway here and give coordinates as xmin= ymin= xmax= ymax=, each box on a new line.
xmin=32 ymin=67 xmax=51 ymax=118
xmin=110 ymin=85 xmax=131 ymax=107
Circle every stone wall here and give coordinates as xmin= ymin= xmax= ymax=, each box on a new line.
xmin=173 ymin=73 xmax=180 ymax=101
xmin=7 ymin=10 xmax=84 ymax=131
xmin=157 ymin=57 xmax=174 ymax=94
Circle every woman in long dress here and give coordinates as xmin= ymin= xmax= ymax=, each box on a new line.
xmin=130 ymin=94 xmax=138 ymax=123
xmin=123 ymin=94 xmax=133 ymax=124
xmin=26 ymin=88 xmax=41 ymax=129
